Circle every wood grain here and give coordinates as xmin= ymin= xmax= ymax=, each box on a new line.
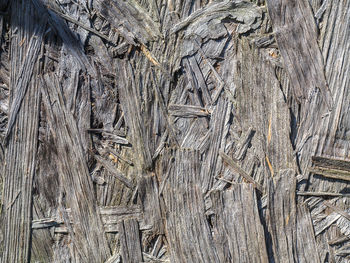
xmin=0 ymin=0 xmax=349 ymax=261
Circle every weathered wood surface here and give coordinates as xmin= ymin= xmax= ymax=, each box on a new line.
xmin=162 ymin=149 xmax=219 ymax=263
xmin=41 ymin=73 xmax=110 ymax=262
xmin=1 ymin=1 xmax=43 ymax=261
xmin=266 ymin=0 xmax=332 ymax=107
xmin=0 ymin=0 xmax=349 ymax=262
xmin=118 ymin=219 xmax=143 ymax=263
xmin=266 ymin=169 xmax=297 ymax=262
xmin=211 ymin=184 xmax=269 ymax=262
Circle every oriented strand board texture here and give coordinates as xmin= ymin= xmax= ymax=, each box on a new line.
xmin=0 ymin=0 xmax=350 ymax=262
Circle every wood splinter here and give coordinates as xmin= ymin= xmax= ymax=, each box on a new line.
xmin=309 ymin=156 xmax=350 ymax=182
xmin=219 ymin=150 xmax=264 ymax=193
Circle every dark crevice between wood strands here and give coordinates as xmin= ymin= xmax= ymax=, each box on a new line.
xmin=0 ymin=0 xmax=8 ymax=12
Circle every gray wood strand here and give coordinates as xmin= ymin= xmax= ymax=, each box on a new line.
xmin=118 ymin=219 xmax=143 ymax=263
xmin=266 ymin=0 xmax=333 ymax=107
xmin=41 ymin=74 xmax=111 ymax=262
xmin=266 ymin=169 xmax=297 ymax=262
xmin=162 ymin=149 xmax=219 ymax=263
xmin=210 ymin=184 xmax=269 ymax=263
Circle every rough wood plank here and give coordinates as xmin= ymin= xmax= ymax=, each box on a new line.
xmin=233 ymin=127 xmax=255 ymax=161
xmin=210 ymin=184 xmax=269 ymax=263
xmin=2 ymin=65 xmax=40 ymax=263
xmin=162 ymin=149 xmax=219 ymax=263
xmin=233 ymin=38 xmax=297 ymax=182
xmin=1 ymin=0 xmax=349 ymax=261
xmin=296 ymin=204 xmax=321 ymax=262
xmin=4 ymin=21 xmax=45 ymax=142
xmin=294 ymin=10 xmax=350 ymax=259
xmin=186 ymin=55 xmax=212 ymax=106
xmin=31 ymin=201 xmax=55 ymax=262
xmin=266 ymin=0 xmax=332 ymax=106
xmin=138 ymin=175 xmax=164 ymax=234
xmin=117 ymin=61 xmax=153 ymax=170
xmin=118 ymin=219 xmax=143 ymax=263
xmin=266 ymin=169 xmax=297 ymax=262
xmin=295 ymin=1 xmax=350 ymax=181
xmin=1 ymin=1 xmax=43 ymax=261
xmin=41 ymin=74 xmax=110 ymax=262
